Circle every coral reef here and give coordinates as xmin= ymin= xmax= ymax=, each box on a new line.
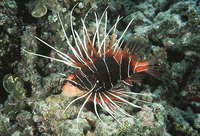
xmin=0 ymin=0 xmax=22 ymax=103
xmin=171 ymin=122 xmax=199 ymax=136
xmin=1 ymin=0 xmax=200 ymax=135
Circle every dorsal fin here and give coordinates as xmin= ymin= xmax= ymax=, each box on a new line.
xmin=129 ymin=36 xmax=150 ymax=61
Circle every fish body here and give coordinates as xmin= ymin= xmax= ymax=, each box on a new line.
xmin=24 ymin=6 xmax=166 ymax=124
xmin=62 ymin=34 xmax=166 ymax=105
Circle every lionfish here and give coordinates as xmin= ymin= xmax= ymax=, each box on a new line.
xmin=24 ymin=5 xmax=166 ymax=129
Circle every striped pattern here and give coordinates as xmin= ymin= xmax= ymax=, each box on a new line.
xmin=23 ymin=5 xmax=166 ymax=129
xmin=59 ymin=7 xmax=166 ymax=125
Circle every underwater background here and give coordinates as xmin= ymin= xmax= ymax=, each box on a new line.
xmin=0 ymin=0 xmax=200 ymax=135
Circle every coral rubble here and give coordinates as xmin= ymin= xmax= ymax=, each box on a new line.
xmin=1 ymin=0 xmax=200 ymax=135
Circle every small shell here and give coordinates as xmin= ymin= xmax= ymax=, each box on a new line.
xmin=31 ymin=4 xmax=47 ymax=18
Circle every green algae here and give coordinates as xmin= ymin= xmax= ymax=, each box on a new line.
xmin=3 ymin=74 xmax=25 ymax=100
xmin=2 ymin=74 xmax=26 ymax=120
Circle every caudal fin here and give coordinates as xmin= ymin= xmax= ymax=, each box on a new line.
xmin=147 ymin=48 xmax=167 ymax=80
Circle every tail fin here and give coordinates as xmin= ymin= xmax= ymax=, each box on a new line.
xmin=147 ymin=48 xmax=167 ymax=80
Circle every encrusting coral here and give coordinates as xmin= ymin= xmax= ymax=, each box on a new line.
xmin=1 ymin=0 xmax=200 ymax=135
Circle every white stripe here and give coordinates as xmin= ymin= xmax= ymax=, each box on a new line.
xmin=57 ymin=12 xmax=84 ymax=64
xmin=94 ymin=92 xmax=104 ymax=122
xmin=94 ymin=13 xmax=100 ymax=54
xmin=114 ymin=40 xmax=124 ymax=55
xmin=133 ymin=61 xmax=138 ymax=73
xmin=66 ymin=77 xmax=85 ymax=89
xmin=70 ymin=5 xmax=84 ymax=59
xmin=111 ymin=91 xmax=152 ymax=104
xmin=102 ymin=92 xmax=132 ymax=117
xmin=105 ymin=102 xmax=119 ymax=115
xmin=134 ymin=63 xmax=148 ymax=73
xmin=107 ymin=92 xmax=142 ymax=109
xmin=73 ymin=29 xmax=84 ymax=58
xmin=57 ymin=53 xmax=75 ymax=64
xmin=128 ymin=55 xmax=131 ymax=77
xmin=22 ymin=49 xmax=79 ymax=68
xmin=35 ymin=36 xmax=75 ymax=63
xmin=98 ymin=16 xmax=122 ymax=54
xmin=103 ymin=11 xmax=107 ymax=59
xmin=75 ymin=74 xmax=89 ymax=90
xmin=113 ymin=54 xmax=120 ymax=65
xmin=121 ymin=80 xmax=133 ymax=86
xmin=80 ymin=18 xmax=100 ymax=74
xmin=99 ymin=93 xmax=121 ymax=123
xmin=79 ymin=70 xmax=93 ymax=86
xmin=119 ymin=54 xmax=123 ymax=80
xmin=103 ymin=81 xmax=106 ymax=89
xmin=103 ymin=58 xmax=113 ymax=88
xmin=137 ymin=69 xmax=148 ymax=72
xmin=76 ymin=91 xmax=93 ymax=133
xmin=113 ymin=17 xmax=134 ymax=52
xmin=74 ymin=29 xmax=95 ymax=69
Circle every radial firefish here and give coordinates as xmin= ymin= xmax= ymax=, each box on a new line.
xmin=24 ymin=6 xmax=166 ymax=126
